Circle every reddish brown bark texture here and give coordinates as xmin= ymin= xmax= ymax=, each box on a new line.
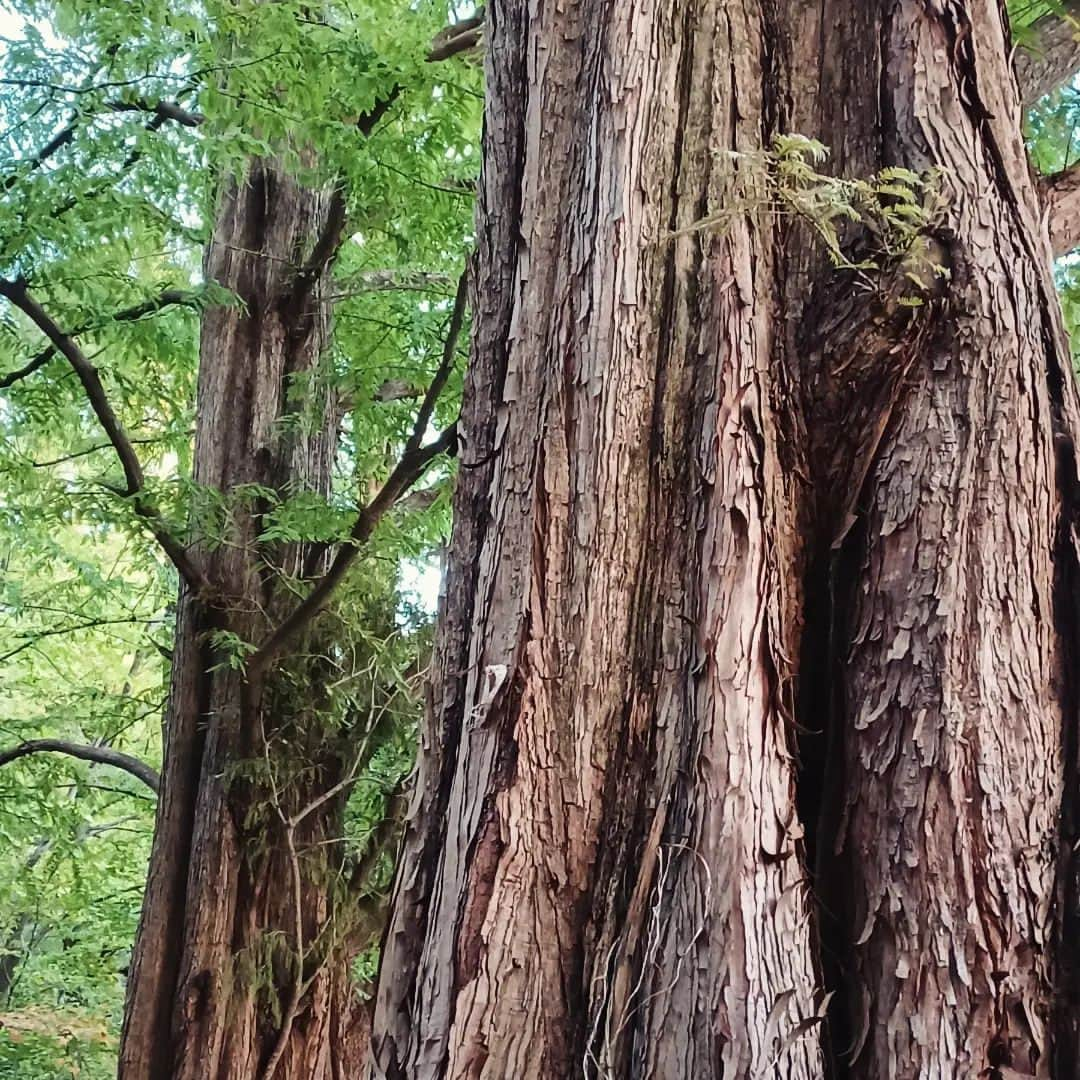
xmin=372 ymin=1 xmax=1080 ymax=1079
xmin=791 ymin=2 xmax=1080 ymax=1076
xmin=120 ymin=164 xmax=371 ymax=1080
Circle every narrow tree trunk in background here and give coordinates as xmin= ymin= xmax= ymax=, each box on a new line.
xmin=372 ymin=2 xmax=822 ymax=1076
xmin=120 ymin=163 xmax=368 ymax=1080
xmin=373 ymin=1 xmax=1080 ymax=1078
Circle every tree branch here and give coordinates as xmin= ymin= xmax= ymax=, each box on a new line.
xmin=0 ymin=114 xmax=80 ymax=193
xmin=50 ymin=95 xmax=193 ymax=219
xmin=285 ymin=88 xmax=403 ymax=314
xmin=327 ymin=269 xmax=455 ymax=299
xmin=357 ymin=86 xmax=402 ymax=137
xmin=0 ymin=344 xmax=53 ymax=389
xmin=404 ymin=269 xmax=468 ymax=456
xmin=0 ymin=740 xmax=159 ymax=793
xmin=290 ymin=187 xmax=349 ymax=314
xmin=1 ymin=97 xmax=204 ymax=195
xmin=105 ymin=99 xmax=204 ymax=128
xmin=427 ymin=11 xmax=485 ymax=62
xmin=0 ymin=615 xmax=150 ymax=663
xmin=1042 ymin=163 xmax=1080 ymax=256
xmin=251 ymin=423 xmax=457 ymax=671
xmin=0 ymin=279 xmax=209 ymax=594
xmin=1015 ymin=2 xmax=1080 ymax=106
xmin=0 ymin=287 xmax=202 ymax=389
xmin=31 ymin=436 xmax=169 ymax=469
xmin=252 ymin=269 xmax=469 ymax=667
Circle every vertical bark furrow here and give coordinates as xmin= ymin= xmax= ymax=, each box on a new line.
xmin=368 ymin=0 xmax=530 ymax=1070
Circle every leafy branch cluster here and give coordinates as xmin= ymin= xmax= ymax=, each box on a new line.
xmin=0 ymin=1 xmax=480 ymax=1073
xmin=676 ymin=133 xmax=949 ymax=303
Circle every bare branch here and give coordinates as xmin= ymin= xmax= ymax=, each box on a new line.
xmin=427 ymin=11 xmax=485 ymax=63
xmin=0 ymin=279 xmax=209 ymax=594
xmin=1042 ymin=163 xmax=1080 ymax=256
xmin=0 ymin=739 xmax=159 ymax=793
xmin=0 ymin=286 xmax=202 ymax=389
xmin=105 ymin=98 xmax=204 ymax=128
xmin=1015 ymin=2 xmax=1080 ymax=106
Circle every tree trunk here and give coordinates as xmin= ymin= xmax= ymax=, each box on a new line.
xmin=372 ymin=1 xmax=822 ymax=1076
xmin=120 ymin=162 xmax=371 ymax=1080
xmin=788 ymin=3 xmax=1080 ymax=1076
xmin=373 ymin=1 xmax=1080 ymax=1078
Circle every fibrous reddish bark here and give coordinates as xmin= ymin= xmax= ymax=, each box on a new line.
xmin=372 ymin=1 xmax=822 ymax=1076
xmin=119 ymin=162 xmax=371 ymax=1080
xmin=373 ymin=1 xmax=1080 ymax=1079
xmin=787 ymin=2 xmax=1080 ymax=1075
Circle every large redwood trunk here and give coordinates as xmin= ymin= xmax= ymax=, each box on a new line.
xmin=120 ymin=163 xmax=369 ymax=1080
xmin=372 ymin=1 xmax=822 ymax=1076
xmin=372 ymin=1 xmax=1080 ymax=1078
xmin=789 ymin=3 xmax=1080 ymax=1075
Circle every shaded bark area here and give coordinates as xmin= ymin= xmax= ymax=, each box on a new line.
xmin=372 ymin=1 xmax=822 ymax=1077
xmin=787 ymin=2 xmax=1080 ymax=1076
xmin=120 ymin=163 xmax=371 ymax=1080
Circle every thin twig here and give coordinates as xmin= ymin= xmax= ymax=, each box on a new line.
xmin=30 ymin=436 xmax=170 ymax=469
xmin=0 ymin=615 xmax=150 ymax=662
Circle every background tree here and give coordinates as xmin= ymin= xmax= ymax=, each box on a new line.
xmin=0 ymin=2 xmax=479 ymax=1077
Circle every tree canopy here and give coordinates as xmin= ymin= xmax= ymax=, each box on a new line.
xmin=0 ymin=3 xmax=479 ymax=1075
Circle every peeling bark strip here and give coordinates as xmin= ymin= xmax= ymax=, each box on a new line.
xmin=371 ymin=1 xmax=821 ymax=1077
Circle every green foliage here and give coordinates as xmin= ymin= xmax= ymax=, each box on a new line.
xmin=0 ymin=0 xmax=479 ymax=1071
xmin=676 ymin=134 xmax=948 ymax=302
xmin=1009 ymin=0 xmax=1070 ymax=34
